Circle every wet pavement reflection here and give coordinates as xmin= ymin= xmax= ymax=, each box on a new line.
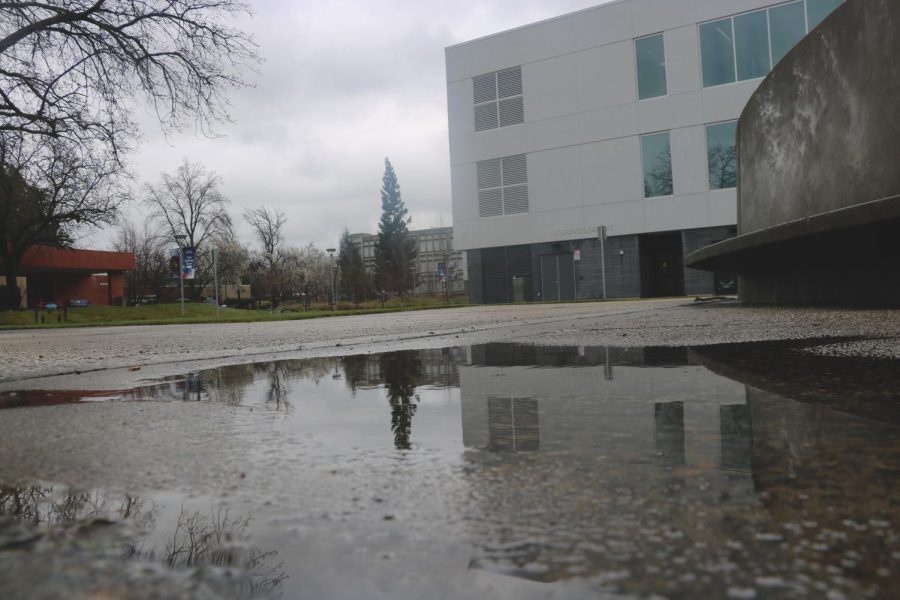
xmin=1 ymin=340 xmax=899 ymax=598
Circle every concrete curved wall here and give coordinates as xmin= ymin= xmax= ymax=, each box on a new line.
xmin=739 ymin=0 xmax=900 ymax=235
xmin=687 ymin=0 xmax=900 ymax=305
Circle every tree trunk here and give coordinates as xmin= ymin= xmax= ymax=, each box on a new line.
xmin=3 ymin=260 xmax=21 ymax=310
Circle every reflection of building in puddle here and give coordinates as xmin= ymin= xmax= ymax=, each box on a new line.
xmin=487 ymin=397 xmax=539 ymax=452
xmin=459 ymin=344 xmax=756 ymax=587
xmin=461 ymin=344 xmax=750 ymax=472
xmin=460 ymin=343 xmax=900 ymax=595
xmin=653 ymin=401 xmax=685 ymax=466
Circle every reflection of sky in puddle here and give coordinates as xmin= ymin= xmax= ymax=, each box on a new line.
xmin=1 ymin=341 xmax=899 ymax=599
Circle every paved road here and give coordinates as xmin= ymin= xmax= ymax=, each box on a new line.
xmin=3 ymin=298 xmax=900 ymax=388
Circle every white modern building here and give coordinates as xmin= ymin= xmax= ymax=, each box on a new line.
xmin=446 ymin=0 xmax=843 ymax=303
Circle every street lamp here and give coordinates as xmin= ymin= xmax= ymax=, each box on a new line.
xmin=326 ymin=247 xmax=336 ymax=311
xmin=175 ymin=233 xmax=187 ymax=316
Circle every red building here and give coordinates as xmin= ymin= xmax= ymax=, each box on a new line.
xmin=5 ymin=245 xmax=135 ymax=307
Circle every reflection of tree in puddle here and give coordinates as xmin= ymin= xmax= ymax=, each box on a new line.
xmin=379 ymin=351 xmax=423 ymax=450
xmin=0 ymin=484 xmax=286 ymax=598
xmin=129 ymin=506 xmax=287 ymax=598
xmin=341 ymin=355 xmax=369 ymax=394
xmin=0 ymin=484 xmax=156 ymax=530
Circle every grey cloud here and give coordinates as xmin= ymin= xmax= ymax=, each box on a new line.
xmin=115 ymin=0 xmax=608 ymax=252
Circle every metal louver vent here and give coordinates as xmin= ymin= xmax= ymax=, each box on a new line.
xmin=477 ymin=154 xmax=528 ymax=218
xmin=497 ymin=67 xmax=522 ymax=98
xmin=474 ymin=103 xmax=499 ymax=132
xmin=503 ymin=185 xmax=529 ymax=214
xmin=477 ymin=158 xmax=502 ymax=189
xmin=498 ymin=97 xmax=524 ymax=128
xmin=479 ymin=189 xmax=503 ymax=217
xmin=501 ymin=154 xmax=527 ymax=185
xmin=472 ymin=66 xmax=524 ymax=132
xmin=473 ymin=73 xmax=497 ymax=103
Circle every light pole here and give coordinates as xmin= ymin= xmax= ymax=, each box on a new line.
xmin=326 ymin=247 xmax=336 ymax=311
xmin=175 ymin=233 xmax=187 ymax=316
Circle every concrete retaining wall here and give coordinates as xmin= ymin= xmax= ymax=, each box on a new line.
xmin=739 ymin=0 xmax=900 ymax=234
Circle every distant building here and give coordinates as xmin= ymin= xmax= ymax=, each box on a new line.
xmin=1 ymin=245 xmax=135 ymax=307
xmin=446 ymin=0 xmax=844 ymax=303
xmin=350 ymin=226 xmax=467 ymax=296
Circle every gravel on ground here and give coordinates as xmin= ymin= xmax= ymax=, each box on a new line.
xmin=3 ymin=298 xmax=900 ymax=388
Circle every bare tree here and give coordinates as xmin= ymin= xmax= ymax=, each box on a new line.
xmin=212 ymin=236 xmax=249 ymax=303
xmin=243 ymin=206 xmax=286 ymax=306
xmin=244 ymin=207 xmax=286 ymax=261
xmin=144 ymin=159 xmax=232 ymax=298
xmin=0 ymin=1 xmax=258 ymax=161
xmin=0 ymin=133 xmax=129 ymax=309
xmin=113 ymin=220 xmax=169 ymax=304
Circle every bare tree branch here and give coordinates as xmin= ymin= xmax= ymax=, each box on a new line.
xmin=0 ymin=0 xmax=259 ymax=161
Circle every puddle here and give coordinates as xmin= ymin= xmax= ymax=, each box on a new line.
xmin=1 ymin=341 xmax=899 ymax=599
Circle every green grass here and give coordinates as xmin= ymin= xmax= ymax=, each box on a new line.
xmin=0 ymin=297 xmax=470 ymax=330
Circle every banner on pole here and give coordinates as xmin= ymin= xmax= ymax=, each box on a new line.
xmin=181 ymin=247 xmax=196 ymax=280
xmin=168 ymin=248 xmax=181 ymax=279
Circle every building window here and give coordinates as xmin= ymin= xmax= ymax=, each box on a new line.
xmin=635 ymin=33 xmax=667 ymax=100
xmin=706 ymin=121 xmax=737 ymax=190
xmin=477 ymin=154 xmax=528 ymax=217
xmin=770 ymin=2 xmax=806 ymax=65
xmin=641 ymin=132 xmax=673 ymax=198
xmin=699 ymin=17 xmax=735 ymax=87
xmin=700 ymin=1 xmax=844 ymax=88
xmin=473 ymin=66 xmax=524 ymax=132
xmin=807 ymin=0 xmax=843 ymax=29
xmin=734 ymin=10 xmax=770 ymax=81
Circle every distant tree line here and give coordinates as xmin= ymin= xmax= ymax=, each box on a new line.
xmin=0 ymin=1 xmax=258 ymax=310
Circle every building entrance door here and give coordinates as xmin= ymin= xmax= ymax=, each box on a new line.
xmin=540 ymin=253 xmax=576 ymax=302
xmin=640 ymin=233 xmax=685 ymax=297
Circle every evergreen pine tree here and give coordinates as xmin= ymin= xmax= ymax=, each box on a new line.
xmin=375 ymin=158 xmax=416 ymax=294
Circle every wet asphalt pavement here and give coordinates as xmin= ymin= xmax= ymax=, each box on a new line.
xmin=1 ymin=300 xmax=900 ymax=598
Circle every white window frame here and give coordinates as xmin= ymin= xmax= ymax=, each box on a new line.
xmin=698 ymin=0 xmax=812 ymax=89
xmin=634 ymin=32 xmax=669 ymax=101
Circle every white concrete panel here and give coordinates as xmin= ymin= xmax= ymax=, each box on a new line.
xmin=523 ymin=54 xmax=579 ymax=122
xmin=644 ymin=193 xmax=710 ymax=232
xmin=446 ymin=80 xmax=473 ymax=139
xmin=709 ymin=189 xmax=738 ymax=226
xmin=630 ymin=0 xmax=694 ymax=37
xmin=469 ymin=124 xmax=529 ymax=163
xmin=581 ymin=137 xmax=643 ymax=206
xmin=701 ymin=80 xmax=761 ymax=124
xmin=665 ymin=26 xmax=702 ymax=95
xmin=475 ymin=206 xmax=586 ymax=249
xmin=445 ymin=16 xmax=577 ymax=83
xmin=688 ymin=0 xmax=785 ymax=24
xmin=578 ymin=103 xmax=639 ymax=144
xmin=636 ymin=95 xmax=673 ymax=134
xmin=576 ymin=41 xmax=637 ymax=112
xmin=450 ymin=163 xmax=478 ymax=223
xmin=528 ymin=146 xmax=584 ymax=212
xmin=451 ymin=219 xmax=479 ymax=251
xmin=582 ymin=200 xmax=646 ymax=238
xmin=467 ymin=114 xmax=580 ymax=163
xmin=448 ymin=132 xmax=475 ymax=167
xmin=574 ymin=0 xmax=634 ymax=49
xmin=515 ymin=114 xmax=585 ymax=160
xmin=518 ymin=207 xmax=588 ymax=245
xmin=671 ymin=126 xmax=708 ymax=196
xmin=667 ymin=90 xmax=705 ymax=129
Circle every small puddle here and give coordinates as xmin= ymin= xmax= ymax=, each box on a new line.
xmin=1 ymin=341 xmax=898 ymax=599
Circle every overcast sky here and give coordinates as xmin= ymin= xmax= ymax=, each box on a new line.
xmin=115 ymin=0 xmax=609 ymax=251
